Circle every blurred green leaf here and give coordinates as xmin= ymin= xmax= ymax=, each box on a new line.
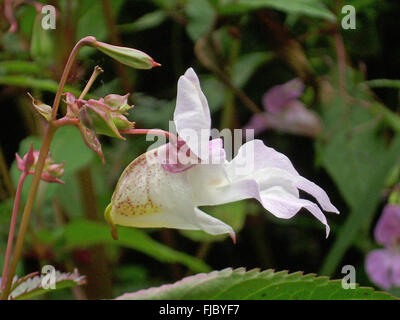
xmin=317 ymin=89 xmax=400 ymax=275
xmin=199 ymin=75 xmax=226 ymax=112
xmin=364 ymin=79 xmax=400 ymax=89
xmin=0 ymin=61 xmax=42 ymax=76
xmin=117 ymin=268 xmax=396 ymax=299
xmin=118 ymin=10 xmax=167 ymax=33
xmin=131 ymin=93 xmax=175 ymax=130
xmin=217 ymin=0 xmax=336 ymax=21
xmin=232 ymin=52 xmax=274 ymax=88
xmin=76 ymin=0 xmax=125 ymax=58
xmin=185 ymin=0 xmax=216 ymax=41
xmin=30 ymin=14 xmax=55 ymax=63
xmin=62 ymin=220 xmax=211 ymax=273
xmin=0 ymin=75 xmax=86 ymax=97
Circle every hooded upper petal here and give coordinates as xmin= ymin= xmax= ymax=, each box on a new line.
xmin=174 ymin=68 xmax=211 ymax=160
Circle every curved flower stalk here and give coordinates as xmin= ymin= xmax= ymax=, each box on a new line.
xmin=105 ymin=68 xmax=339 ymax=241
xmin=366 ymin=204 xmax=400 ymax=289
xmin=1 ymin=37 xmax=160 ymax=299
xmin=243 ymin=79 xmax=322 ymax=137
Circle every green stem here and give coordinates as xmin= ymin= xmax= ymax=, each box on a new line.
xmin=1 ymin=36 xmax=96 ymax=300
xmin=51 ymin=36 xmax=97 ymax=119
xmin=1 ymin=126 xmax=56 ymax=299
xmin=0 ymin=172 xmax=27 ymax=294
xmin=79 ymin=66 xmax=103 ymax=100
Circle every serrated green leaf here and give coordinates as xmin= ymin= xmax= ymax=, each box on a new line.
xmin=9 ymin=269 xmax=85 ymax=300
xmin=116 ymin=268 xmax=396 ymax=300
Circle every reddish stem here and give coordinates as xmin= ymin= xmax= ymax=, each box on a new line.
xmin=52 ymin=117 xmax=80 ymax=128
xmin=1 ymin=172 xmax=27 ymax=294
xmin=120 ymin=129 xmax=177 ymax=143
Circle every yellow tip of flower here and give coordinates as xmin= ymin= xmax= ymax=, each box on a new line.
xmin=104 ymin=203 xmax=118 ymax=240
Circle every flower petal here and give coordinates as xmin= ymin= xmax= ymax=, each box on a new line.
xmin=174 ymin=68 xmax=211 ymax=159
xmin=262 ymin=78 xmax=304 ymax=113
xmin=258 ymin=186 xmax=330 ymax=237
xmin=193 ymin=208 xmax=235 ymax=241
xmin=189 ymin=139 xmax=336 ymax=236
xmin=262 ymin=101 xmax=322 ymax=137
xmin=374 ymin=204 xmax=400 ymax=247
xmin=228 ymin=139 xmax=298 ymax=176
xmin=294 ymin=176 xmax=339 ymax=213
xmin=365 ymin=249 xmax=400 ymax=289
xmin=242 ymin=113 xmax=269 ymax=136
xmin=106 ymin=148 xmax=233 ymax=237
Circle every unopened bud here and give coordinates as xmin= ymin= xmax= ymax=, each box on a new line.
xmin=93 ymin=41 xmax=161 ymax=70
xmin=28 ymin=93 xmax=52 ymax=121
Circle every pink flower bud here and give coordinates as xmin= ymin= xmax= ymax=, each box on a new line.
xmin=15 ymin=147 xmax=65 ymax=184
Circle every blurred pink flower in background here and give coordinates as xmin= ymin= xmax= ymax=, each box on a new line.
xmin=243 ymin=79 xmax=322 ymax=137
xmin=365 ymin=204 xmax=400 ymax=289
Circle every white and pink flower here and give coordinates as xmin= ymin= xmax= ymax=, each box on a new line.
xmin=105 ymin=68 xmax=338 ymax=241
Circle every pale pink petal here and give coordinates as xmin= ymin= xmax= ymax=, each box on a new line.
xmin=229 ymin=139 xmax=298 ymax=176
xmin=189 ymin=140 xmax=336 ymax=236
xmin=294 ymin=176 xmax=339 ymax=213
xmin=365 ymin=249 xmax=400 ymax=290
xmin=263 ymin=101 xmax=322 ymax=137
xmin=208 ymin=138 xmax=226 ymax=165
xmin=262 ymin=78 xmax=304 ymax=113
xmin=174 ymin=68 xmax=211 ymax=159
xmin=374 ymin=204 xmax=400 ymax=247
xmin=194 ymin=208 xmax=235 ymax=240
xmin=242 ymin=114 xmax=269 ymax=136
xmin=258 ymin=186 xmax=330 ymax=237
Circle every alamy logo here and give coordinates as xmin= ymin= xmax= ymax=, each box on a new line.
xmin=341 ymin=265 xmax=356 ymax=289
xmin=41 ymin=265 xmax=56 ymax=290
xmin=341 ymin=5 xmax=356 ymax=30
xmin=41 ymin=5 xmax=56 ymax=30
